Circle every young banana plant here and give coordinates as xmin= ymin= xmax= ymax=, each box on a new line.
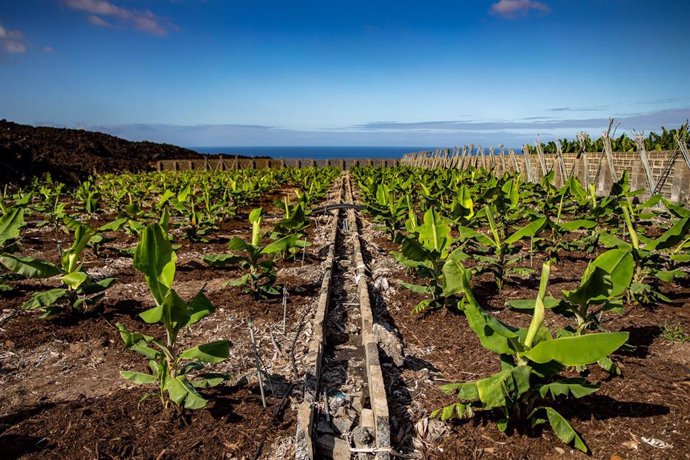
xmin=458 ymin=206 xmax=546 ymax=290
xmin=271 ymin=195 xmax=310 ymax=240
xmin=436 ymin=262 xmax=628 ymax=453
xmin=393 ymin=207 xmax=468 ymax=314
xmin=599 ymin=198 xmax=690 ymax=305
xmin=117 ymin=223 xmax=230 ymax=410
xmin=508 ymin=249 xmax=633 ymax=334
xmin=0 ymin=224 xmax=114 ymax=317
xmin=0 ymin=206 xmax=27 ymax=291
xmin=204 ymin=208 xmax=306 ymax=298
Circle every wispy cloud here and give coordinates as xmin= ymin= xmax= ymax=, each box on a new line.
xmin=351 ymin=108 xmax=690 ymax=133
xmin=490 ymin=0 xmax=549 ymax=19
xmin=87 ymin=15 xmax=113 ymax=28
xmin=0 ymin=24 xmax=28 ymax=54
xmin=549 ymin=107 xmax=603 ymax=113
xmin=55 ymin=108 xmax=689 ymax=149
xmin=63 ymin=0 xmax=178 ymax=36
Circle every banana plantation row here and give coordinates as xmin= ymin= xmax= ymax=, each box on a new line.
xmin=0 ymin=164 xmax=688 ymax=458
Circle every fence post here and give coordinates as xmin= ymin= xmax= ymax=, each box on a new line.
xmin=597 ymin=158 xmax=613 ymax=196
xmin=671 ymin=162 xmax=690 ymax=203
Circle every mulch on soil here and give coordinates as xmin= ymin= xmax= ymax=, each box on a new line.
xmin=1 ymin=385 xmax=293 ymax=460
xmin=362 ymin=220 xmax=690 ymax=460
xmin=0 ymin=187 xmax=337 ymax=459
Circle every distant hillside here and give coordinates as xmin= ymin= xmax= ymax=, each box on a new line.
xmin=0 ymin=120 xmax=202 ymax=185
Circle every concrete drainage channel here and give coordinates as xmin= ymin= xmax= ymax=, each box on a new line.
xmin=296 ymin=174 xmax=391 ymax=460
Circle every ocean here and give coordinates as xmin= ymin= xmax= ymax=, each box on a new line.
xmin=189 ymin=146 xmax=432 ymax=159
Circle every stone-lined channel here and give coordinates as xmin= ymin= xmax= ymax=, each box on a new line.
xmin=296 ymin=174 xmax=390 ymax=460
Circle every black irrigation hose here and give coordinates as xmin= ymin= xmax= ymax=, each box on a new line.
xmin=310 ymin=203 xmax=363 ymax=215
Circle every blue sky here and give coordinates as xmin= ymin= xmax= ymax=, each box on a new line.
xmin=1 ymin=0 xmax=689 ymax=147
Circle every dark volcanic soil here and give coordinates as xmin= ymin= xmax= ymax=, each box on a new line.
xmin=0 ymin=120 xmax=202 ymax=185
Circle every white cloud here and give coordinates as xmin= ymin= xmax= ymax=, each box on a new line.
xmin=87 ymin=15 xmax=113 ymax=28
xmin=64 ymin=0 xmax=177 ymax=36
xmin=490 ymin=0 xmax=549 ymax=18
xmin=0 ymin=25 xmax=28 ymax=54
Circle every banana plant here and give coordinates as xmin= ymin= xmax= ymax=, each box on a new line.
xmin=75 ymin=179 xmax=101 ymax=216
xmin=458 ymin=206 xmax=547 ymax=290
xmin=607 ymin=201 xmax=690 ymax=304
xmin=393 ymin=207 xmax=469 ymax=314
xmin=271 ymin=195 xmax=310 ymax=239
xmin=534 ymin=217 xmax=598 ymax=261
xmin=170 ymin=184 xmax=218 ymax=242
xmin=366 ymin=184 xmax=410 ymax=241
xmin=204 ymin=208 xmax=305 ymax=298
xmin=434 ymin=263 xmax=628 ymax=453
xmin=117 ymin=223 xmax=230 ymax=410
xmin=0 ymin=206 xmax=27 ymax=291
xmin=508 ymin=249 xmax=633 ymax=334
xmin=0 ymin=224 xmax=114 ymax=317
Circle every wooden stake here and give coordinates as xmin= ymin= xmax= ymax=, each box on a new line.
xmin=282 ymin=286 xmax=288 ymax=334
xmin=248 ymin=319 xmax=267 ymax=408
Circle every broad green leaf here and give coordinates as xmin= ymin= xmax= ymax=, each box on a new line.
xmin=442 ymin=258 xmax=467 ymax=297
xmin=116 ymin=322 xmax=154 ymax=347
xmin=506 ymin=296 xmax=560 ymax=311
xmin=655 ymin=269 xmax=685 ymax=282
xmin=441 ymin=404 xmax=455 ymax=421
xmin=398 ymin=238 xmax=431 ymax=263
xmin=557 ymin=220 xmax=597 ymax=232
xmin=664 ymin=199 xmax=690 ymax=218
xmin=585 ymin=248 xmax=634 ymax=297
xmin=0 ymin=207 xmax=24 ymax=245
xmin=670 ymin=253 xmax=690 ymax=263
xmin=564 ymin=248 xmax=634 ymax=306
xmin=418 ymin=207 xmax=450 ymax=253
xmin=191 ymin=373 xmax=227 ymax=388
xmin=648 ymin=216 xmax=690 ymax=251
xmin=262 ymin=234 xmax=305 ymax=254
xmin=441 ymin=381 xmax=480 ymax=401
xmin=522 ymin=332 xmax=629 ymax=366
xmin=597 ymin=356 xmax=620 ymax=375
xmin=80 ymin=277 xmax=115 ymax=294
xmin=167 ymin=376 xmax=207 ymax=409
xmin=177 ymin=184 xmax=191 ymax=202
xmin=506 ymin=217 xmax=547 ymax=245
xmin=545 ymin=407 xmax=587 ymax=452
xmin=157 ymin=190 xmax=175 ymax=208
xmin=538 ymin=378 xmax=599 ymax=399
xmin=120 ymin=370 xmax=157 ymax=385
xmin=180 ymin=340 xmax=231 ymax=363
xmin=61 ymin=271 xmax=88 ymax=290
xmin=98 ymin=217 xmax=127 ymax=232
xmin=204 ymin=254 xmax=243 ymax=267
xmin=22 ymin=288 xmax=68 ymax=310
xmin=598 ymin=232 xmax=631 ymax=250
xmin=188 ymin=291 xmax=215 ymax=325
xmin=399 ymin=281 xmax=430 ymax=294
xmin=134 ymin=223 xmax=177 ymax=305
xmin=476 ymin=366 xmax=531 ymax=410
xmin=462 ymin=295 xmax=519 ymax=355
xmin=226 ymin=273 xmax=251 ymax=287
xmin=411 ymin=298 xmax=433 ymax=314
xmin=227 ymin=236 xmax=253 ymax=252
xmin=563 ymin=267 xmax=612 ymax=306
xmin=0 ymin=254 xmax=60 ymax=278
xmin=457 ymin=225 xmax=495 ymax=247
